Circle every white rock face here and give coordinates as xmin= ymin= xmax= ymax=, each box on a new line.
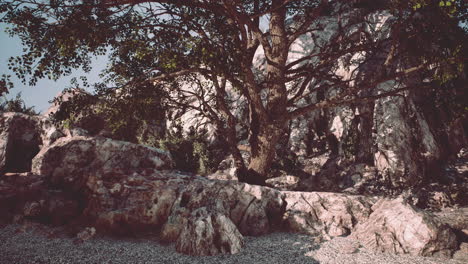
xmin=44 ymin=88 xmax=90 ymax=117
xmin=31 ymin=136 xmax=174 ymax=188
xmin=282 ymin=191 xmax=376 ymax=238
xmin=175 ymin=207 xmax=244 ymax=255
xmin=351 ymin=198 xmax=458 ymax=257
xmin=373 ymin=81 xmax=441 ymax=187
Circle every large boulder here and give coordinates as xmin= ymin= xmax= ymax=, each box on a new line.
xmin=351 ymin=198 xmax=458 ymax=257
xmin=372 ymin=82 xmax=443 ymax=188
xmin=282 ymin=191 xmax=375 ymax=239
xmin=175 ymin=207 xmax=244 ymax=255
xmin=0 ymin=113 xmax=64 ymax=174
xmin=31 ymin=136 xmax=174 ymax=190
xmin=74 ymin=170 xmax=285 ymax=255
xmin=27 ymin=135 xmax=286 ymax=255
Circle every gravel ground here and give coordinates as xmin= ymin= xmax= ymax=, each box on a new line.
xmin=0 ymin=223 xmax=465 ymax=264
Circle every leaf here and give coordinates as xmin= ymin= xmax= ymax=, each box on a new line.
xmin=439 ymin=1 xmax=445 ymax=7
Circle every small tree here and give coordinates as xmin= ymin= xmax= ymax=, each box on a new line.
xmin=0 ymin=92 xmax=37 ymax=115
xmin=1 ymin=0 xmax=466 ymax=184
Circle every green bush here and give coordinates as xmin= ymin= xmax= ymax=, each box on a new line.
xmin=157 ymin=125 xmax=224 ymax=175
xmin=0 ymin=92 xmax=37 ymax=115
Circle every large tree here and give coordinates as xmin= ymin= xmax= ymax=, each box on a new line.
xmin=1 ymin=0 xmax=466 ymax=184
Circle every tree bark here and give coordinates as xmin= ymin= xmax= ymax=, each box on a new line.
xmin=249 ymin=124 xmax=284 ymax=183
xmin=239 ymin=1 xmax=289 ymax=185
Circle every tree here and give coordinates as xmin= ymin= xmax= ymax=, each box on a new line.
xmin=1 ymin=0 xmax=466 ymax=184
xmin=0 ymin=92 xmax=37 ymax=115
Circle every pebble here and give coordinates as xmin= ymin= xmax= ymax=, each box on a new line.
xmin=0 ymin=224 xmax=465 ymax=264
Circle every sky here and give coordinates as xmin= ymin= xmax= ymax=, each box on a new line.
xmin=0 ymin=23 xmax=105 ymax=113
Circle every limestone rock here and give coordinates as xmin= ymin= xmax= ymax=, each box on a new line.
xmin=453 ymin=242 xmax=468 ymax=262
xmin=206 ymin=171 xmax=238 ymax=181
xmin=84 ymin=170 xmax=284 ymax=254
xmin=0 ymin=113 xmax=65 ymax=174
xmin=159 ymin=177 xmax=285 ymax=238
xmin=434 ymin=207 xmax=468 ymax=240
xmin=282 ymin=191 xmax=375 ymax=238
xmin=76 ymin=227 xmax=97 ymax=242
xmin=298 ymin=159 xmax=378 ymax=193
xmin=0 ymin=113 xmax=43 ymax=173
xmin=175 ymin=207 xmax=243 ymax=256
xmin=44 ymin=88 xmax=90 ymax=117
xmin=28 ymin=135 xmax=285 ymax=256
xmin=31 ymin=136 xmax=174 ymax=190
xmin=266 ymin=175 xmax=300 ymax=191
xmin=0 ymin=172 xmax=80 ymax=225
xmin=0 ymin=172 xmax=45 ymax=220
xmin=351 ymin=198 xmax=458 ymax=257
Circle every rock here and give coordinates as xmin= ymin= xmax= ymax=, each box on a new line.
xmin=0 ymin=172 xmax=45 ymax=223
xmin=453 ymin=242 xmax=468 ymax=262
xmin=434 ymin=208 xmax=468 ymax=232
xmin=175 ymin=207 xmax=244 ymax=256
xmin=39 ymin=116 xmax=65 ymax=147
xmin=0 ymin=113 xmax=43 ymax=173
xmin=159 ymin=176 xmax=285 ymax=238
xmin=44 ymin=88 xmax=90 ymax=117
xmin=88 ymin=170 xmax=284 ymax=254
xmin=300 ymin=153 xmax=331 ymax=176
xmin=0 ymin=113 xmax=65 ymax=174
xmin=434 ymin=207 xmax=468 ymax=247
xmin=42 ymin=166 xmax=284 ymax=255
xmin=351 ymin=198 xmax=458 ymax=257
xmin=206 ymin=171 xmax=238 ymax=181
xmin=76 ymin=227 xmax=97 ymax=242
xmin=0 ymin=172 xmax=81 ymax=225
xmin=282 ymin=191 xmax=375 ymax=239
xmin=285 ymin=19 xmax=466 ymax=191
xmin=298 ymin=159 xmax=378 ymax=193
xmin=3 ymin=161 xmax=285 ymax=256
xmin=211 ymin=153 xmax=251 ymax=181
xmin=31 ymin=136 xmax=174 ymax=190
xmin=266 ymin=175 xmax=300 ymax=191
xmin=373 ymin=82 xmax=442 ymax=188
xmin=67 ymin=127 xmax=89 ymax=137
xmin=23 ymin=201 xmax=42 ymax=217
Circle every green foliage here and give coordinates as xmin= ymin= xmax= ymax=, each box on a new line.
xmin=51 ymin=84 xmax=165 ymax=144
xmin=0 ymin=92 xmax=37 ymax=115
xmin=0 ymin=75 xmax=14 ymax=95
xmin=387 ymin=0 xmax=467 ymax=86
xmin=156 ymin=124 xmax=223 ymax=175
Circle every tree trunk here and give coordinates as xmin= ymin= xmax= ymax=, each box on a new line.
xmin=238 ymin=0 xmax=289 ymax=185
xmin=239 ymin=123 xmax=284 ymax=185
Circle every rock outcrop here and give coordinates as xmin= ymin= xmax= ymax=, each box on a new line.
xmin=0 ymin=111 xmax=463 ymax=257
xmin=282 ymin=191 xmax=376 ymax=239
xmin=0 ymin=113 xmax=64 ymax=174
xmin=31 ymin=136 xmax=174 ymax=190
xmin=175 ymin=207 xmax=244 ymax=255
xmin=0 ymin=172 xmax=80 ymax=225
xmin=351 ymin=198 xmax=458 ymax=257
xmin=2 ymin=135 xmax=285 ymax=255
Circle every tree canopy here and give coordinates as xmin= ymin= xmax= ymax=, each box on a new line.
xmin=1 ymin=0 xmax=466 ymax=184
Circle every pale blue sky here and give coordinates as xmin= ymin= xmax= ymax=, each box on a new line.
xmin=0 ymin=23 xmax=105 ymax=113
